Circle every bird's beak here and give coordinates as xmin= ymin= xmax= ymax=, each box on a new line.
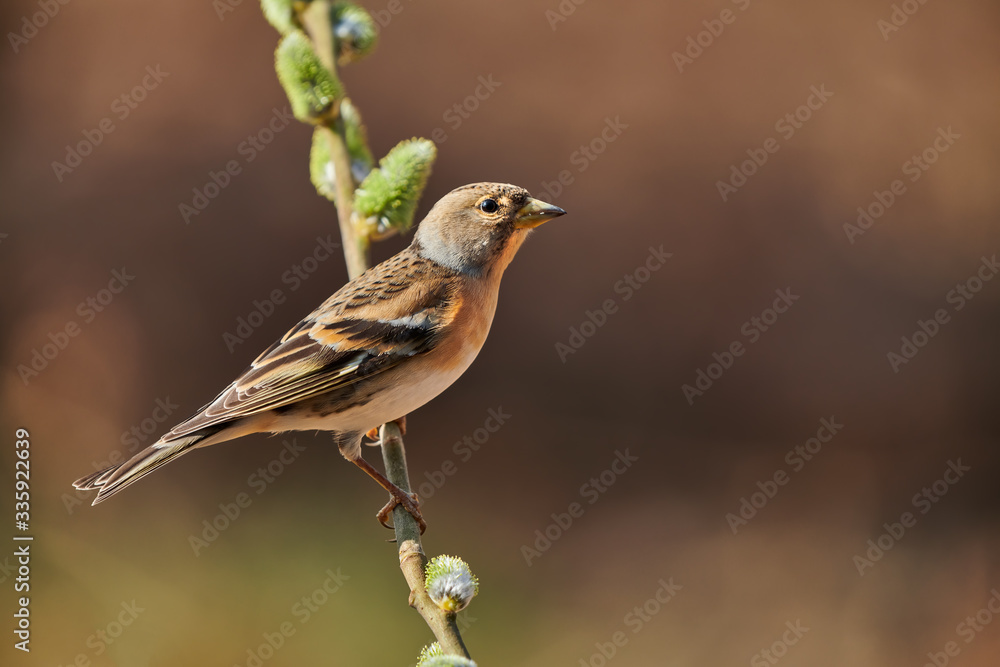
xmin=515 ymin=197 xmax=567 ymax=229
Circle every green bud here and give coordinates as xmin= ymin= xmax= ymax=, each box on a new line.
xmin=331 ymin=3 xmax=377 ymax=64
xmin=309 ymin=127 xmax=337 ymax=202
xmin=353 ymin=138 xmax=436 ymax=240
xmin=424 ymin=555 xmax=479 ymax=613
xmin=275 ymin=31 xmax=343 ymax=123
xmin=309 ymin=101 xmax=372 ymax=203
xmin=260 ymin=0 xmax=297 ymax=34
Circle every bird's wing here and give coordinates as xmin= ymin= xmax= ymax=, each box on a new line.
xmin=162 ymin=251 xmax=459 ymax=440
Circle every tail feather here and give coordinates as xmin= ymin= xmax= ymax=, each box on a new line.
xmin=73 ymin=435 xmax=205 ymax=505
xmin=72 ymin=466 xmax=117 ymax=491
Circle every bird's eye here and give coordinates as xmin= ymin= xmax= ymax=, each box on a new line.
xmin=478 ymin=198 xmax=499 ymax=214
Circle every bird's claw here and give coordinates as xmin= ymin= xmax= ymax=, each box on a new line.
xmin=377 ymin=489 xmax=426 ymax=534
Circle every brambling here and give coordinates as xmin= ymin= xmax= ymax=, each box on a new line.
xmin=74 ymin=182 xmax=566 ymax=530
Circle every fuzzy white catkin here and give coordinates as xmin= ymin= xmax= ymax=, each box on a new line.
xmin=421 ymin=658 xmax=477 ymax=667
xmin=427 ymin=568 xmax=478 ymax=612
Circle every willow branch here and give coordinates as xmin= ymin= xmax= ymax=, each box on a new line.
xmin=300 ymin=0 xmax=368 ymax=279
xmin=295 ymin=3 xmax=470 ymax=657
xmin=379 ymin=422 xmax=471 ymax=658
xmin=321 ymin=119 xmax=368 ymax=279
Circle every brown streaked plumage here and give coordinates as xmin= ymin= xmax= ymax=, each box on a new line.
xmin=73 ymin=182 xmax=566 ymax=529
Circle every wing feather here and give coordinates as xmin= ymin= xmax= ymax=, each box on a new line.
xmin=162 ymin=249 xmax=459 ymax=440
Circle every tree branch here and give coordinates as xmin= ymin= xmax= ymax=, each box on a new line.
xmin=321 ymin=119 xmax=369 ymax=279
xmin=294 ymin=4 xmax=470 ymax=657
xmin=300 ymin=0 xmax=369 ymax=280
xmin=379 ymin=422 xmax=471 ymax=658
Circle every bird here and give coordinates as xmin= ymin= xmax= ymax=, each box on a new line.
xmin=73 ymin=182 xmax=566 ymax=531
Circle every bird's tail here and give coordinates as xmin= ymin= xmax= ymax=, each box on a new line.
xmin=73 ymin=434 xmax=208 ymax=505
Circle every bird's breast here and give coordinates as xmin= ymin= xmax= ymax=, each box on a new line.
xmin=309 ymin=276 xmax=499 ymax=432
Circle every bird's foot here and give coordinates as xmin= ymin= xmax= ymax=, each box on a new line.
xmin=377 ymin=487 xmax=426 ymax=534
xmin=349 ymin=452 xmax=426 ymax=534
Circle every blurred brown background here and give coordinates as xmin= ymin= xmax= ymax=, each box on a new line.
xmin=3 ymin=0 xmax=1000 ymax=665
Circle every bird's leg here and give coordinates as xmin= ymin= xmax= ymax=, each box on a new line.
xmin=349 ymin=453 xmax=426 ymax=534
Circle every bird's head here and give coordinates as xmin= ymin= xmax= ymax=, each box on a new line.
xmin=412 ymin=182 xmax=566 ymax=277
